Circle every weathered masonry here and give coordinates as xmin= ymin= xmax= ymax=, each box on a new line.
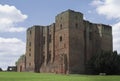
xmin=17 ymin=10 xmax=113 ymax=74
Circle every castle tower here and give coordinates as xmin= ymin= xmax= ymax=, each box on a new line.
xmin=25 ymin=26 xmax=43 ymax=72
xmin=83 ymin=22 xmax=113 ymax=64
xmin=54 ymin=10 xmax=85 ymax=74
xmin=68 ymin=10 xmax=85 ymax=73
xmin=19 ymin=9 xmax=113 ymax=74
xmin=40 ymin=24 xmax=55 ymax=73
xmin=54 ymin=10 xmax=70 ymax=74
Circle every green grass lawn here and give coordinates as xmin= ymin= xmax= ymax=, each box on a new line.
xmin=0 ymin=72 xmax=120 ymax=81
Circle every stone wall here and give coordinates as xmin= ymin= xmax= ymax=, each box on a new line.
xmin=17 ymin=55 xmax=26 ymax=72
xmin=17 ymin=9 xmax=113 ymax=74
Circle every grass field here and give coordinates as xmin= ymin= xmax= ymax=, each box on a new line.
xmin=0 ymin=72 xmax=120 ymax=81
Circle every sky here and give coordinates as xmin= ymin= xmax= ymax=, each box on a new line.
xmin=0 ymin=0 xmax=120 ymax=70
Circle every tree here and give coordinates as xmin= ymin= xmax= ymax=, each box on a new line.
xmin=15 ymin=54 xmax=25 ymax=65
xmin=87 ymin=51 xmax=120 ymax=75
xmin=0 ymin=68 xmax=2 ymax=71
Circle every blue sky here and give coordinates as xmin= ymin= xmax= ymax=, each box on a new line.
xmin=0 ymin=0 xmax=120 ymax=70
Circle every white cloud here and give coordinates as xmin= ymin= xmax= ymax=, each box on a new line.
xmin=0 ymin=37 xmax=26 ymax=70
xmin=91 ymin=0 xmax=120 ymax=53
xmin=92 ymin=0 xmax=120 ymax=19
xmin=112 ymin=22 xmax=120 ymax=53
xmin=91 ymin=0 xmax=104 ymax=6
xmin=0 ymin=4 xmax=28 ymax=32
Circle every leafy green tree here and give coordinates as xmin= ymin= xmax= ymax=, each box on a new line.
xmin=87 ymin=51 xmax=120 ymax=75
xmin=0 ymin=68 xmax=2 ymax=71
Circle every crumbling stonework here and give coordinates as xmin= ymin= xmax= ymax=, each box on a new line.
xmin=17 ymin=10 xmax=113 ymax=74
xmin=16 ymin=55 xmax=26 ymax=72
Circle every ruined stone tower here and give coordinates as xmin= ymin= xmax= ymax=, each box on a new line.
xmin=17 ymin=10 xmax=112 ymax=74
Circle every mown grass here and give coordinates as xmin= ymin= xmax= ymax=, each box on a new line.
xmin=0 ymin=72 xmax=120 ymax=81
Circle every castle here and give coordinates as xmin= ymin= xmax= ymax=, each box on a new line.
xmin=17 ymin=10 xmax=113 ymax=74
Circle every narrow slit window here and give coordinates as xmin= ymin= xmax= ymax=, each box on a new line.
xmin=60 ymin=24 xmax=62 ymax=29
xmin=75 ymin=23 xmax=78 ymax=28
xmin=60 ymin=36 xmax=62 ymax=42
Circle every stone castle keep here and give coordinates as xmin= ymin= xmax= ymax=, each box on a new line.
xmin=17 ymin=10 xmax=113 ymax=74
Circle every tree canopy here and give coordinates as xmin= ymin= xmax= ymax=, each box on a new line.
xmin=87 ymin=51 xmax=120 ymax=75
xmin=0 ymin=68 xmax=2 ymax=71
